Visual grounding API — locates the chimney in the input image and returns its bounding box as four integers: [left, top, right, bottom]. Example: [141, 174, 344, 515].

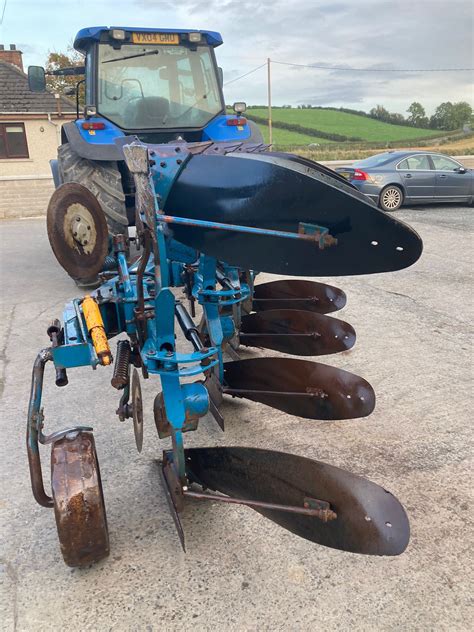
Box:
[0, 44, 24, 72]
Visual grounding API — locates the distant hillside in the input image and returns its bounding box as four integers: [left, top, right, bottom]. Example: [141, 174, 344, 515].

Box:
[246, 107, 442, 144]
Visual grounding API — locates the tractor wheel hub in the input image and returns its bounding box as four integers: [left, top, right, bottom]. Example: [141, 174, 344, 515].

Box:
[64, 203, 97, 255]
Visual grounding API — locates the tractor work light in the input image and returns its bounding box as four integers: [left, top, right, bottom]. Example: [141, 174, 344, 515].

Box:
[233, 102, 247, 114]
[189, 32, 202, 42]
[110, 29, 126, 40]
[84, 106, 97, 118]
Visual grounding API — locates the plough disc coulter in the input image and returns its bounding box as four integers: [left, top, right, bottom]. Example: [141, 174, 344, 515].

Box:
[223, 357, 375, 420]
[184, 447, 410, 556]
[27, 140, 422, 567]
[252, 279, 347, 314]
[240, 309, 356, 356]
[163, 152, 422, 276]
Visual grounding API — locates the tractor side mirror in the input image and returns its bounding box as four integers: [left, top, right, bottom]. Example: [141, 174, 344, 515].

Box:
[28, 66, 46, 92]
[218, 67, 223, 89]
[233, 102, 247, 115]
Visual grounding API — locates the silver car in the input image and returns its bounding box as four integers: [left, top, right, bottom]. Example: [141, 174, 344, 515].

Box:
[335, 151, 473, 211]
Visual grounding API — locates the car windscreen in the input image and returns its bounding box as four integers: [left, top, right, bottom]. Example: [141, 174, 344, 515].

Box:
[97, 43, 223, 130]
[355, 154, 397, 168]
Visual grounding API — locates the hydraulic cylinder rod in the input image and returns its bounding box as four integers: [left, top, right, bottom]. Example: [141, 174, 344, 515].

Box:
[175, 302, 203, 351]
[82, 295, 112, 366]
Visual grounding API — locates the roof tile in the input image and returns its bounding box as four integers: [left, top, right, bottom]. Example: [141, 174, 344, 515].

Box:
[0, 60, 76, 114]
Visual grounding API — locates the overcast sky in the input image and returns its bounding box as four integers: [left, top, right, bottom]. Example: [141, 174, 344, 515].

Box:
[1, 0, 472, 114]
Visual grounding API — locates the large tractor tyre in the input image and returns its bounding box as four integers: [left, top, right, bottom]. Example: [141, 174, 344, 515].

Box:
[58, 143, 128, 236]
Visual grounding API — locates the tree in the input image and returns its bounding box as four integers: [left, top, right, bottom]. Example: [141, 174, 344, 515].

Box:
[390, 113, 406, 125]
[430, 102, 455, 129]
[45, 45, 85, 105]
[406, 102, 428, 128]
[369, 105, 390, 122]
[452, 102, 473, 128]
[430, 101, 473, 130]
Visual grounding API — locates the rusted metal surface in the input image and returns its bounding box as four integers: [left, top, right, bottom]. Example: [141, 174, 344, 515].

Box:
[111, 340, 131, 389]
[185, 447, 410, 556]
[131, 369, 144, 452]
[223, 357, 375, 420]
[252, 280, 347, 314]
[183, 490, 337, 521]
[47, 320, 68, 387]
[46, 183, 108, 282]
[153, 391, 200, 438]
[240, 309, 356, 356]
[51, 431, 109, 567]
[122, 142, 156, 236]
[26, 348, 54, 508]
[159, 456, 186, 551]
[135, 230, 152, 342]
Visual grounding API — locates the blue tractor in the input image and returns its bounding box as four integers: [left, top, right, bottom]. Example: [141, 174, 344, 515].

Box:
[29, 26, 263, 284]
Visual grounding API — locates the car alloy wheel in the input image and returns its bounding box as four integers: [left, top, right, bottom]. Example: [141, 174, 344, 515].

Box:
[380, 186, 403, 212]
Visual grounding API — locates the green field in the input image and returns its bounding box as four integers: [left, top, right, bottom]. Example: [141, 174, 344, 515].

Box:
[257, 125, 334, 145]
[248, 108, 442, 142]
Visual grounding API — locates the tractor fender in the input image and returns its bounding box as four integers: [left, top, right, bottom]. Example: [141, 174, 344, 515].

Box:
[61, 122, 123, 162]
[247, 120, 264, 144]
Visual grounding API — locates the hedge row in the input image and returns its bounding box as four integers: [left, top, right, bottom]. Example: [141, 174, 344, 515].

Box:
[245, 113, 363, 142]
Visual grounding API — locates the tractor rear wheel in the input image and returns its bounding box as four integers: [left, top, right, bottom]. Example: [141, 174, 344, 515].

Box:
[58, 143, 128, 235]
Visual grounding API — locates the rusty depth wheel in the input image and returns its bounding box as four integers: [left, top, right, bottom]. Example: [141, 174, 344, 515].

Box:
[51, 431, 110, 567]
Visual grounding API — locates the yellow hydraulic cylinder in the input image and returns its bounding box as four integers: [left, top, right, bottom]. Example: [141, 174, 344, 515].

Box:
[82, 295, 113, 366]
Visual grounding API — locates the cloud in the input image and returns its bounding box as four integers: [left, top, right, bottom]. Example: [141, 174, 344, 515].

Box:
[139, 0, 473, 112]
[3, 0, 472, 113]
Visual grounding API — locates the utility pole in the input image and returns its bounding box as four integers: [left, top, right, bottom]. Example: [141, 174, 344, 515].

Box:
[267, 57, 272, 145]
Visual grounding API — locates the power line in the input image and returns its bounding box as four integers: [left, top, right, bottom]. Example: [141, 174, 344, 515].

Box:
[223, 63, 266, 86]
[0, 0, 8, 26]
[272, 60, 474, 72]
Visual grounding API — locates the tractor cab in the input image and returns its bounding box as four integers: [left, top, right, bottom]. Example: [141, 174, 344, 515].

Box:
[27, 27, 264, 287]
[28, 26, 257, 144]
[78, 27, 226, 142]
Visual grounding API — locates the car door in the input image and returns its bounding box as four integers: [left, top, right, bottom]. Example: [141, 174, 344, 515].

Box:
[396, 155, 435, 201]
[430, 154, 472, 201]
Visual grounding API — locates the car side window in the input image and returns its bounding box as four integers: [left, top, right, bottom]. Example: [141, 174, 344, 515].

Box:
[431, 155, 460, 171]
[398, 155, 430, 170]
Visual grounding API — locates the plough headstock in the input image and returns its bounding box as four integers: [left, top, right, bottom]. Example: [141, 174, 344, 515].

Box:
[28, 139, 422, 566]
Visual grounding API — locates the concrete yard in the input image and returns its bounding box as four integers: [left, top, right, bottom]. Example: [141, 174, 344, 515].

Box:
[0, 207, 472, 631]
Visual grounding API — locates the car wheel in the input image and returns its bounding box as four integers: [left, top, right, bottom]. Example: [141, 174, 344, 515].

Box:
[379, 185, 403, 212]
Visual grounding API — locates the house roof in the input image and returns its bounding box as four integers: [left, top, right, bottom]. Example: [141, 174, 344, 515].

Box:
[0, 60, 76, 114]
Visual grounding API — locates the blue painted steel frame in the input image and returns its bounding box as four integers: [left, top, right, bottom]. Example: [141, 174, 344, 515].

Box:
[30, 138, 266, 494]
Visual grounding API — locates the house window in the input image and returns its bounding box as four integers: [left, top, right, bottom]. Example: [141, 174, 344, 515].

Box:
[0, 123, 29, 158]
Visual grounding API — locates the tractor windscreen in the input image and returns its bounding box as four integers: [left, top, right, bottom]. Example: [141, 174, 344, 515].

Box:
[97, 43, 223, 130]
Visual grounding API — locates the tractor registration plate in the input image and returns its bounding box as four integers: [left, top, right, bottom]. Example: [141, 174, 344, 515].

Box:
[132, 32, 179, 45]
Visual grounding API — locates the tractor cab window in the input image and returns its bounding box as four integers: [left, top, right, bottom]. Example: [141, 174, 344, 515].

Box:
[97, 43, 223, 130]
